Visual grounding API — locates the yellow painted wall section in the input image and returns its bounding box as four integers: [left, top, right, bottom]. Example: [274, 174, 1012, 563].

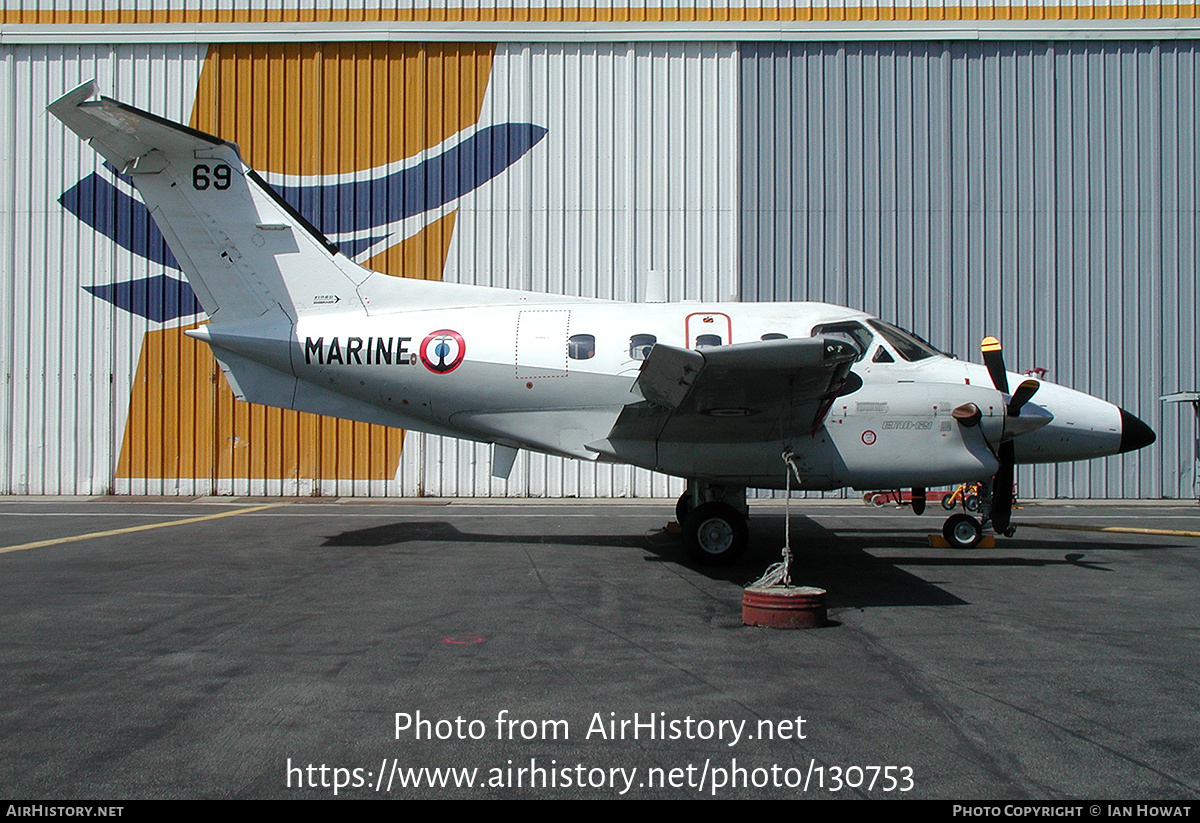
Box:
[115, 42, 493, 488]
[117, 325, 218, 482]
[191, 43, 496, 176]
[2, 5, 1197, 23]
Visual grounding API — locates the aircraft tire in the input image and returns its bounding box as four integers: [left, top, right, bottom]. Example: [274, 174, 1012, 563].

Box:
[943, 514, 983, 549]
[675, 492, 693, 525]
[682, 502, 748, 565]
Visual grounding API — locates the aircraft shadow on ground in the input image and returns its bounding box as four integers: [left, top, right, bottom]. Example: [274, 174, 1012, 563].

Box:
[314, 516, 1029, 609]
[709, 515, 970, 609]
[740, 515, 1182, 608]
[321, 521, 648, 550]
[320, 514, 1162, 610]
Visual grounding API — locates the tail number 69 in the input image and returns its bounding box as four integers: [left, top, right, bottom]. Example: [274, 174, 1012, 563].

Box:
[192, 163, 232, 190]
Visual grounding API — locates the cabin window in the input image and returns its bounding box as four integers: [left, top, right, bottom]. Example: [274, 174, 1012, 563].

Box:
[694, 334, 723, 348]
[761, 333, 788, 341]
[629, 334, 657, 360]
[568, 333, 596, 360]
[873, 346, 895, 363]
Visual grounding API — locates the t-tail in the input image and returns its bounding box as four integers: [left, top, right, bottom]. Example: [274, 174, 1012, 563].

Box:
[49, 82, 533, 319]
[48, 80, 381, 327]
[48, 81, 559, 418]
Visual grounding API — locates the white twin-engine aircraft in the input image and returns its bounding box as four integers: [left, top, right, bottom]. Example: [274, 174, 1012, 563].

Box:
[50, 82, 1155, 563]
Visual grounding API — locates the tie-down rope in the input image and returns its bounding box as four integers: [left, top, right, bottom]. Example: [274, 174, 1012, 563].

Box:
[747, 450, 803, 589]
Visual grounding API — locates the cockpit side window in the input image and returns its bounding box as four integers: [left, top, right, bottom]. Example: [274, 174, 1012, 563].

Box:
[810, 321, 872, 362]
[867, 319, 943, 362]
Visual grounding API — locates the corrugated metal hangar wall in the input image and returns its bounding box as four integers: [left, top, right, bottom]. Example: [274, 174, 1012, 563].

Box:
[0, 4, 1196, 499]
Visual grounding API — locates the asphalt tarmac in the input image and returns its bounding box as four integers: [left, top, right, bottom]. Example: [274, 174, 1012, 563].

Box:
[1, 497, 1197, 800]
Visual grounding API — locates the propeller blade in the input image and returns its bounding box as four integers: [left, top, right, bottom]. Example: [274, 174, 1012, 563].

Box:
[981, 336, 1009, 394]
[980, 338, 1027, 535]
[992, 441, 1015, 534]
[1007, 379, 1040, 417]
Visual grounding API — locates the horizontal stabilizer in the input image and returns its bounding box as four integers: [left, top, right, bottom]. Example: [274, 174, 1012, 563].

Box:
[48, 81, 366, 325]
[48, 81, 226, 172]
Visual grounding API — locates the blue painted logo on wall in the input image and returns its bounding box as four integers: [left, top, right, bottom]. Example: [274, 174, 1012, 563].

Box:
[60, 122, 549, 322]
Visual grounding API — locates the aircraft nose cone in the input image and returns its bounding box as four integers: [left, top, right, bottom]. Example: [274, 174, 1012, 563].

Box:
[1118, 408, 1156, 453]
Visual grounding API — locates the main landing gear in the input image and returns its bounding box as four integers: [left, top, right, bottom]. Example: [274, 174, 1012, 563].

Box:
[676, 482, 749, 565]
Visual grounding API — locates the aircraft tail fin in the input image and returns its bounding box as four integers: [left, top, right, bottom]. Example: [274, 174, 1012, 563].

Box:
[48, 81, 367, 325]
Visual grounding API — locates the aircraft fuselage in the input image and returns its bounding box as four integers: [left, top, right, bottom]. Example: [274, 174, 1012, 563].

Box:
[210, 298, 1129, 491]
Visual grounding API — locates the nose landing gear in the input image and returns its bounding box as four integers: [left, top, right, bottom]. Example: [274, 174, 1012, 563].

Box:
[939, 479, 1014, 548]
[942, 513, 983, 548]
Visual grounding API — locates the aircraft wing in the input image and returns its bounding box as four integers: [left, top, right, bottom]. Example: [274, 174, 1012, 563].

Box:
[600, 335, 861, 453]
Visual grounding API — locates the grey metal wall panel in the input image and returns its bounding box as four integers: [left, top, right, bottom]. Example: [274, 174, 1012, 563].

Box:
[741, 41, 1198, 499]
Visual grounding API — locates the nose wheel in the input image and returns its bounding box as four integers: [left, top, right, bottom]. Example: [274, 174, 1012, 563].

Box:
[942, 513, 983, 549]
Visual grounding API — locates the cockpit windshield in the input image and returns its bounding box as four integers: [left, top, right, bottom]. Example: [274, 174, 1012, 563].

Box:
[867, 319, 945, 362]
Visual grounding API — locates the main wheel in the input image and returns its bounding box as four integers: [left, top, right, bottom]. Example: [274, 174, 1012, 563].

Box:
[675, 491, 693, 524]
[682, 502, 748, 565]
[942, 514, 983, 549]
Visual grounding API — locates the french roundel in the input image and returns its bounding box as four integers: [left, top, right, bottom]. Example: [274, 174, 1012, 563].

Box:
[419, 329, 466, 374]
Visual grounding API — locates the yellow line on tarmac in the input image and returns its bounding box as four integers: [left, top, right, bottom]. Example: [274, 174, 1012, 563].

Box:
[0, 504, 284, 555]
[1028, 523, 1200, 539]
